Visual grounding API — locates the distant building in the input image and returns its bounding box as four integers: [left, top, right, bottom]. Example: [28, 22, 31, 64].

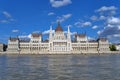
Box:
[0, 43, 4, 52]
[7, 22, 110, 54]
[115, 44, 120, 51]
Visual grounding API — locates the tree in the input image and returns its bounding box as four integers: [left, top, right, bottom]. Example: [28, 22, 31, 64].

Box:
[3, 44, 7, 51]
[109, 45, 117, 51]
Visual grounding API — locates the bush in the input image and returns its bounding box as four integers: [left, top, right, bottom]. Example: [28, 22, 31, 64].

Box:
[109, 45, 117, 51]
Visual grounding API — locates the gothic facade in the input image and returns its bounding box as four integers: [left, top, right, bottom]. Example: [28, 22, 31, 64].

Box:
[7, 23, 110, 54]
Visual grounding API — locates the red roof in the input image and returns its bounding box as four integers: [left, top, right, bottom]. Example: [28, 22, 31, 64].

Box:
[75, 34, 86, 38]
[9, 37, 19, 41]
[99, 38, 107, 42]
[32, 33, 41, 37]
[55, 22, 63, 32]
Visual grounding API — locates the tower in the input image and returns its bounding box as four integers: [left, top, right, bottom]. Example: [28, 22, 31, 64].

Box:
[49, 25, 53, 51]
[49, 25, 53, 42]
[67, 25, 72, 51]
[67, 25, 71, 41]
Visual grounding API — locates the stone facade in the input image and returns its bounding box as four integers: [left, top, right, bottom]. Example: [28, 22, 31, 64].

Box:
[7, 23, 110, 54]
[0, 43, 3, 52]
[115, 44, 120, 51]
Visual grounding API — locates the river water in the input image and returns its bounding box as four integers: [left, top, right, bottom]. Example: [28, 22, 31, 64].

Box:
[0, 54, 120, 80]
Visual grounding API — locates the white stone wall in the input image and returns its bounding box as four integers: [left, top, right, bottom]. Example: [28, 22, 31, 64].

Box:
[0, 44, 3, 52]
[7, 27, 110, 54]
[7, 40, 19, 52]
[98, 39, 110, 52]
[116, 45, 120, 51]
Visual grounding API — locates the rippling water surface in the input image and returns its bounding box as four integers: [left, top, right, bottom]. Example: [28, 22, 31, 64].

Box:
[0, 54, 120, 80]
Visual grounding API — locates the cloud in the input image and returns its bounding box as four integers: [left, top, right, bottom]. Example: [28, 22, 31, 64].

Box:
[98, 27, 120, 43]
[12, 30, 19, 33]
[0, 11, 15, 23]
[97, 30, 102, 35]
[32, 31, 41, 33]
[107, 17, 120, 25]
[89, 6, 120, 43]
[57, 13, 72, 22]
[98, 16, 120, 43]
[65, 24, 72, 28]
[19, 34, 31, 38]
[99, 15, 106, 20]
[0, 20, 9, 23]
[82, 22, 92, 27]
[70, 32, 77, 36]
[64, 31, 77, 36]
[2, 11, 12, 18]
[92, 25, 98, 29]
[90, 6, 117, 22]
[88, 36, 95, 40]
[96, 6, 117, 17]
[50, 0, 72, 8]
[96, 6, 117, 12]
[90, 16, 98, 21]
[75, 21, 92, 27]
[74, 21, 81, 27]
[42, 30, 55, 35]
[48, 12, 55, 16]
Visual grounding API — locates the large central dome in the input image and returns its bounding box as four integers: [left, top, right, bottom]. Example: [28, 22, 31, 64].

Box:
[55, 22, 63, 32]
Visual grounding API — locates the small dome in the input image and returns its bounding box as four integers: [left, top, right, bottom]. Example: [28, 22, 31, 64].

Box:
[32, 33, 41, 37]
[55, 22, 63, 32]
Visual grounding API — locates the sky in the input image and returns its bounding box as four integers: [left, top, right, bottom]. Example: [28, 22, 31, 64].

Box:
[0, 0, 120, 44]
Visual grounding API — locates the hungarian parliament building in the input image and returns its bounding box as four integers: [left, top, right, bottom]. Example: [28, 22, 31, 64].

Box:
[7, 22, 110, 54]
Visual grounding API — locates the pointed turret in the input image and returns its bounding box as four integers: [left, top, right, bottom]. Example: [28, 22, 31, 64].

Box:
[67, 25, 71, 41]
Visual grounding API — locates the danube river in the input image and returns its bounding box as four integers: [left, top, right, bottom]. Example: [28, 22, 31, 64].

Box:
[0, 54, 120, 80]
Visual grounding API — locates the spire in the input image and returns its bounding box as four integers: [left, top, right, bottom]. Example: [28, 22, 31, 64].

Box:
[68, 25, 70, 33]
[50, 25, 52, 31]
[58, 21, 61, 26]
[55, 21, 63, 32]
[49, 25, 53, 42]
[67, 25, 71, 41]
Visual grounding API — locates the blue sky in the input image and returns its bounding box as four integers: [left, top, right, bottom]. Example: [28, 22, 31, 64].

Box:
[0, 0, 120, 44]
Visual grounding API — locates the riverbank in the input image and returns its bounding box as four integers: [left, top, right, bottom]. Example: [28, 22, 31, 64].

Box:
[0, 51, 120, 55]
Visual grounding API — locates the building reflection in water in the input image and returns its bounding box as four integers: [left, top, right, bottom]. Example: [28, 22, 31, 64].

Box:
[0, 54, 120, 80]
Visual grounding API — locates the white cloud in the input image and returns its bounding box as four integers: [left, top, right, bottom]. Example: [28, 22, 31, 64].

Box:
[48, 12, 55, 16]
[0, 20, 9, 23]
[97, 30, 103, 35]
[90, 15, 106, 21]
[99, 15, 106, 20]
[50, 0, 72, 8]
[91, 6, 120, 43]
[64, 31, 77, 36]
[96, 6, 117, 12]
[12, 30, 19, 33]
[57, 14, 72, 22]
[107, 17, 120, 25]
[32, 31, 41, 33]
[88, 36, 95, 40]
[2, 11, 12, 18]
[82, 22, 92, 27]
[74, 21, 81, 27]
[97, 16, 120, 43]
[19, 34, 31, 38]
[113, 34, 120, 37]
[42, 30, 55, 35]
[0, 11, 15, 23]
[92, 25, 98, 29]
[70, 32, 77, 36]
[64, 24, 72, 28]
[63, 14, 71, 19]
[90, 16, 98, 21]
[74, 21, 92, 27]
